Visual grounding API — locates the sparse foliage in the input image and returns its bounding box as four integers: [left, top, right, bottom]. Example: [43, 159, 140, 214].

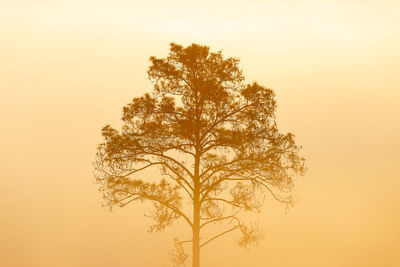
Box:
[94, 43, 305, 267]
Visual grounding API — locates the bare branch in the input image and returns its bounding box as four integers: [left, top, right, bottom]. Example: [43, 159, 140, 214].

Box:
[147, 152, 194, 180]
[200, 210, 240, 229]
[200, 226, 240, 248]
[254, 180, 293, 205]
[143, 193, 193, 227]
[203, 198, 241, 208]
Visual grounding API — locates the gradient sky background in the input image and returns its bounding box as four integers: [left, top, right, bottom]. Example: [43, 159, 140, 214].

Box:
[1, 0, 400, 266]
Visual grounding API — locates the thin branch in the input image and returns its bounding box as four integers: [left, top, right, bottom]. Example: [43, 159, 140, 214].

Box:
[200, 170, 239, 204]
[143, 193, 193, 227]
[200, 210, 240, 229]
[199, 102, 251, 145]
[255, 180, 292, 204]
[178, 239, 193, 244]
[199, 157, 246, 181]
[200, 226, 240, 248]
[147, 152, 194, 180]
[156, 142, 196, 157]
[160, 162, 194, 192]
[112, 189, 193, 227]
[120, 196, 141, 207]
[126, 162, 164, 175]
[203, 198, 241, 208]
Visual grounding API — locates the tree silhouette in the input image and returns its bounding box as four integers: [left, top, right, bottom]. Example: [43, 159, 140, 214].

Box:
[94, 43, 305, 267]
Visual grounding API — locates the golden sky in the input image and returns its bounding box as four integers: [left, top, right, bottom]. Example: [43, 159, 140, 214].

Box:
[1, 0, 400, 266]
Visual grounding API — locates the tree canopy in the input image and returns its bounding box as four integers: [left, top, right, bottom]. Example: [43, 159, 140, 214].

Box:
[94, 43, 305, 267]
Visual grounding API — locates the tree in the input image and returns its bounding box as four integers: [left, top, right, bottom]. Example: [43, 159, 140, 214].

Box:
[94, 43, 305, 267]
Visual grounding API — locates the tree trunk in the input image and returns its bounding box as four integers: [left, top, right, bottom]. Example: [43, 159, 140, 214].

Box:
[193, 96, 201, 267]
[193, 149, 201, 267]
[192, 196, 200, 267]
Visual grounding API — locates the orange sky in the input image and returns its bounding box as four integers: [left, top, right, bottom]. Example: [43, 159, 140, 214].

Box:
[1, 1, 400, 266]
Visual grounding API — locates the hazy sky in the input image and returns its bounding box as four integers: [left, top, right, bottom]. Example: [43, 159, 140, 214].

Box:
[1, 0, 400, 266]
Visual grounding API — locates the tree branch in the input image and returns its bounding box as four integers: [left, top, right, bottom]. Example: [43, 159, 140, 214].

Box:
[200, 210, 240, 229]
[147, 152, 194, 180]
[143, 193, 193, 227]
[200, 226, 240, 248]
[203, 198, 241, 208]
